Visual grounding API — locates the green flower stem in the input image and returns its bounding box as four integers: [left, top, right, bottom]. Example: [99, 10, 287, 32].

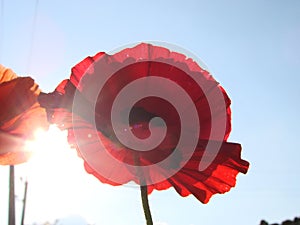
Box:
[140, 185, 153, 225]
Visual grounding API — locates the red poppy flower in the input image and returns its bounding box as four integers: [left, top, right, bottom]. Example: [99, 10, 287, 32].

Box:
[39, 43, 249, 204]
[0, 65, 48, 165]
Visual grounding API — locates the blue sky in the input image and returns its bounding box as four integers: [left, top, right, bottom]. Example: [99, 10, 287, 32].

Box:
[1, 0, 300, 225]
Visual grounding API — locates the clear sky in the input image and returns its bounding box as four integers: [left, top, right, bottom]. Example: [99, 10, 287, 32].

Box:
[1, 0, 300, 225]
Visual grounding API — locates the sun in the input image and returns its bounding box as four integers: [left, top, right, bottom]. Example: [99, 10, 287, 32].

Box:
[24, 125, 72, 166]
[16, 125, 90, 223]
[20, 125, 84, 183]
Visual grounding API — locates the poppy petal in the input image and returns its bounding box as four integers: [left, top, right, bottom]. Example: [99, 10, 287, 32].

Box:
[0, 65, 48, 165]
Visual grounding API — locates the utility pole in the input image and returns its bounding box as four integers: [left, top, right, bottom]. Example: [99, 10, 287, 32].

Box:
[8, 165, 16, 225]
[21, 179, 28, 225]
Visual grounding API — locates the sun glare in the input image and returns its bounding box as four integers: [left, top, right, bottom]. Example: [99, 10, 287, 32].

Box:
[20, 125, 84, 182]
[25, 125, 71, 165]
[16, 125, 90, 223]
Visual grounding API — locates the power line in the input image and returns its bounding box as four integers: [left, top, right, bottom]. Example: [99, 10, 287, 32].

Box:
[26, 0, 39, 73]
[0, 0, 4, 62]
